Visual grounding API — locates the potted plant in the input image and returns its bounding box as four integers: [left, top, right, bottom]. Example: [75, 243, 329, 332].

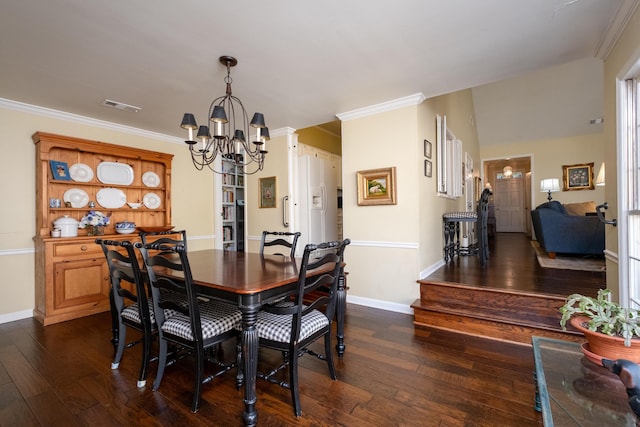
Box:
[560, 289, 640, 363]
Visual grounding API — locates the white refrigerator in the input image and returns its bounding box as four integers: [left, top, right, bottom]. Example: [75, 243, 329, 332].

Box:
[297, 155, 338, 255]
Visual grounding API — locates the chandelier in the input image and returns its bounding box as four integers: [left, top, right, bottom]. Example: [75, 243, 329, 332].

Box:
[180, 56, 269, 174]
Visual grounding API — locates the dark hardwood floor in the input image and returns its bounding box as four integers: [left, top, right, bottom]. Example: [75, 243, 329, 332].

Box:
[1, 233, 603, 426]
[429, 232, 606, 297]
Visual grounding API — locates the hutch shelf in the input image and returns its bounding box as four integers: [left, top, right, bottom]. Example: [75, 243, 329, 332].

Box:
[33, 132, 173, 325]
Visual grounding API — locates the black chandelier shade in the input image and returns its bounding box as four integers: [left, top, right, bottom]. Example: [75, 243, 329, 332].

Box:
[180, 56, 269, 173]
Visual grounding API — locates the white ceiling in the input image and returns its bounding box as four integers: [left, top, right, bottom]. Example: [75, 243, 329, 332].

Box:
[0, 1, 637, 143]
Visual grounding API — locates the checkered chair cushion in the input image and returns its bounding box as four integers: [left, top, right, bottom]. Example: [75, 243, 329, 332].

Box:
[443, 211, 477, 220]
[255, 309, 329, 343]
[161, 300, 242, 341]
[120, 290, 188, 325]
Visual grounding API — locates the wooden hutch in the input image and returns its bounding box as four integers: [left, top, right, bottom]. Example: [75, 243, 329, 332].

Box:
[33, 132, 173, 325]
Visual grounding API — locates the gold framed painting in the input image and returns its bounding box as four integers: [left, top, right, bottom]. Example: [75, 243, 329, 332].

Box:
[357, 167, 397, 206]
[259, 176, 276, 208]
[562, 162, 594, 191]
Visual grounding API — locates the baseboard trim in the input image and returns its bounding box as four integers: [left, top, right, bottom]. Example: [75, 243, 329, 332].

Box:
[0, 309, 33, 325]
[346, 295, 414, 315]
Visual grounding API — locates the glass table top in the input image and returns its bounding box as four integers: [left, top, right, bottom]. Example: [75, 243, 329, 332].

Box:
[532, 336, 637, 426]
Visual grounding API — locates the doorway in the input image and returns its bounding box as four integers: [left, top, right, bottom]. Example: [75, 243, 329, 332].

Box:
[494, 178, 525, 232]
[483, 156, 532, 233]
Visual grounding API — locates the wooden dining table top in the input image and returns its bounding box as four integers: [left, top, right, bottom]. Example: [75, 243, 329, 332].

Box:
[182, 249, 301, 294]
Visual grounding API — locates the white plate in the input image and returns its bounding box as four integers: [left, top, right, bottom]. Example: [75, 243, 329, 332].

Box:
[69, 163, 94, 182]
[143, 192, 161, 209]
[96, 188, 127, 208]
[97, 162, 134, 185]
[63, 188, 89, 208]
[142, 171, 160, 187]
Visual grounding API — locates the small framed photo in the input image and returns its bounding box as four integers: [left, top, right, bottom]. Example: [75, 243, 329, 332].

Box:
[562, 162, 594, 191]
[424, 139, 432, 159]
[424, 160, 432, 178]
[259, 176, 276, 208]
[357, 167, 397, 206]
[50, 160, 71, 181]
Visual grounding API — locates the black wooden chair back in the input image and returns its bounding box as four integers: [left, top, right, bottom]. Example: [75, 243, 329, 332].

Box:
[477, 188, 492, 268]
[137, 239, 240, 413]
[259, 230, 301, 258]
[139, 229, 187, 252]
[96, 238, 153, 388]
[255, 238, 350, 416]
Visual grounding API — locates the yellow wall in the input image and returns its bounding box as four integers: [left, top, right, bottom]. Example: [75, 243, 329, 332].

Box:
[602, 6, 640, 301]
[245, 131, 291, 253]
[481, 133, 606, 208]
[296, 126, 341, 155]
[341, 88, 479, 308]
[0, 105, 215, 319]
[342, 105, 420, 306]
[418, 89, 480, 270]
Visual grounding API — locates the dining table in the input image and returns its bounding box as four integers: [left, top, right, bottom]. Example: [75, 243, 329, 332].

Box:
[165, 249, 348, 426]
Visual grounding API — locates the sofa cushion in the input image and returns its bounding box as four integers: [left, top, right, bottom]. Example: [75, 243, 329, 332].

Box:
[536, 200, 566, 213]
[563, 201, 596, 216]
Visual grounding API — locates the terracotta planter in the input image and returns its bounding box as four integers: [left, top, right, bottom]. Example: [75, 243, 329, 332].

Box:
[571, 316, 640, 363]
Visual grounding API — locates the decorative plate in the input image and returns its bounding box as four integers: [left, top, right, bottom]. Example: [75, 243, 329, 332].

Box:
[142, 171, 160, 187]
[97, 162, 134, 185]
[143, 192, 161, 209]
[63, 188, 89, 208]
[96, 188, 127, 208]
[137, 225, 175, 233]
[69, 163, 94, 182]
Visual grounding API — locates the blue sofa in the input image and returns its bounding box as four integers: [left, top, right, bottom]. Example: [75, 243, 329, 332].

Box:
[530, 201, 605, 258]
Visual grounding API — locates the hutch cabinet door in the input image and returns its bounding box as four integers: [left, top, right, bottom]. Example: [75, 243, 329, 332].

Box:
[52, 258, 110, 312]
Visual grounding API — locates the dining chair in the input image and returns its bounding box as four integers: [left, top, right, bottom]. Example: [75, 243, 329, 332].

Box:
[97, 238, 155, 388]
[137, 239, 241, 413]
[139, 229, 187, 251]
[477, 188, 492, 268]
[259, 231, 301, 258]
[253, 238, 350, 417]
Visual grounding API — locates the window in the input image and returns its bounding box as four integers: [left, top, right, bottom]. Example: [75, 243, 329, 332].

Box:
[436, 114, 462, 198]
[621, 75, 640, 309]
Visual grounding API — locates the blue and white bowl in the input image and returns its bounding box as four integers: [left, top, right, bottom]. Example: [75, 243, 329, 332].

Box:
[115, 221, 136, 234]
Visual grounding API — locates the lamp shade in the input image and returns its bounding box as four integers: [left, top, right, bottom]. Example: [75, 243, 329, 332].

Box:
[250, 112, 266, 128]
[595, 162, 605, 186]
[540, 178, 560, 193]
[180, 113, 197, 130]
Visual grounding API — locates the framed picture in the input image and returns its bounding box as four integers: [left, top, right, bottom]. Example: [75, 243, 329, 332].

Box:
[562, 162, 594, 191]
[49, 160, 71, 181]
[357, 167, 397, 206]
[424, 139, 432, 159]
[259, 176, 277, 208]
[424, 160, 432, 178]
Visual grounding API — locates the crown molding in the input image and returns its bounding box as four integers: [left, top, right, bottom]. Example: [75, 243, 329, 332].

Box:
[594, 0, 640, 60]
[0, 97, 182, 144]
[336, 93, 426, 121]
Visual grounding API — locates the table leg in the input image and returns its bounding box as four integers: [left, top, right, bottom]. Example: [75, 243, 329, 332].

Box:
[335, 271, 346, 357]
[240, 302, 259, 427]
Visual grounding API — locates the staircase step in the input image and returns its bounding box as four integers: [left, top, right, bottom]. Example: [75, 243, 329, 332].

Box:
[412, 280, 581, 345]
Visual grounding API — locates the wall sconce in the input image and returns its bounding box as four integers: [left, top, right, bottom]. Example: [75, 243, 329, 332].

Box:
[540, 178, 560, 201]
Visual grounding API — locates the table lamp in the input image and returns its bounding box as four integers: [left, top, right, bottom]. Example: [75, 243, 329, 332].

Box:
[540, 178, 560, 201]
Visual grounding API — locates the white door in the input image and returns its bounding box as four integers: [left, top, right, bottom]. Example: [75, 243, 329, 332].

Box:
[494, 178, 525, 232]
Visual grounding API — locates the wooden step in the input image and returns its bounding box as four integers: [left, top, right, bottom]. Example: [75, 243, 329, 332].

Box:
[412, 280, 582, 345]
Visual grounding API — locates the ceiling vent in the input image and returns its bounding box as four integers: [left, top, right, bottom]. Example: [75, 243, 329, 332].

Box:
[101, 99, 141, 113]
